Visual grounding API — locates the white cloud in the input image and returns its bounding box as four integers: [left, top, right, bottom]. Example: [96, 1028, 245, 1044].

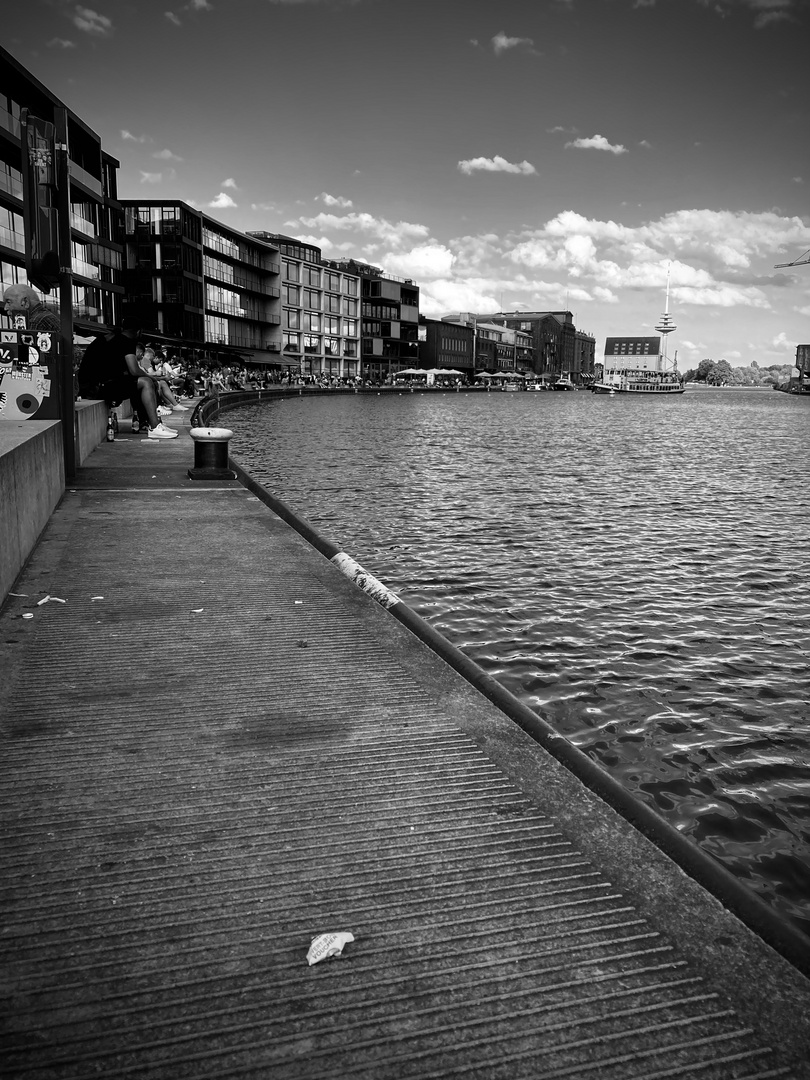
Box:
[457, 156, 537, 176]
[209, 193, 237, 208]
[46, 37, 76, 48]
[382, 244, 456, 281]
[73, 6, 113, 35]
[153, 148, 183, 161]
[771, 331, 795, 350]
[491, 31, 535, 55]
[165, 11, 182, 25]
[139, 171, 162, 184]
[121, 130, 149, 143]
[565, 134, 627, 154]
[222, 178, 238, 189]
[293, 211, 429, 248]
[318, 192, 353, 208]
[188, 0, 213, 9]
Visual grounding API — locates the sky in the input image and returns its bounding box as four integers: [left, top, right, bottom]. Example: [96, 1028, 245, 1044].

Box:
[7, 0, 810, 369]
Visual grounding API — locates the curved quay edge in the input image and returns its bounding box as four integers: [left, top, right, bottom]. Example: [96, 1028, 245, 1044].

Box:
[200, 388, 810, 981]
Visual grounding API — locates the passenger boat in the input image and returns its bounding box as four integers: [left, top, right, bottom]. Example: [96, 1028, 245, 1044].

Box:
[592, 273, 686, 396]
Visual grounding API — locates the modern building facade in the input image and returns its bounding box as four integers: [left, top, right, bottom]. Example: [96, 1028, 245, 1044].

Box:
[0, 45, 125, 336]
[122, 202, 282, 365]
[249, 234, 361, 379]
[322, 258, 420, 381]
[418, 317, 474, 375]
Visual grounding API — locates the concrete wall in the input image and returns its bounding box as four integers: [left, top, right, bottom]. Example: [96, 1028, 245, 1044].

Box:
[0, 421, 64, 604]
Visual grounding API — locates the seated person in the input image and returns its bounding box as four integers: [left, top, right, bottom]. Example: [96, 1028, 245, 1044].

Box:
[76, 318, 178, 440]
[138, 345, 188, 413]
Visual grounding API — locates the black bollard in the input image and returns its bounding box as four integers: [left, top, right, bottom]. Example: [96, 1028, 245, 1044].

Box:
[188, 427, 236, 480]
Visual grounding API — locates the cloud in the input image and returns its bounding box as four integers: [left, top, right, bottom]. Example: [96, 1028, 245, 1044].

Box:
[188, 0, 213, 8]
[318, 192, 353, 208]
[139, 172, 162, 184]
[697, 0, 800, 28]
[292, 211, 430, 248]
[491, 31, 535, 55]
[457, 156, 537, 176]
[165, 11, 182, 25]
[153, 148, 183, 161]
[209, 192, 237, 208]
[46, 37, 76, 48]
[222, 178, 238, 189]
[771, 331, 795, 350]
[121, 130, 149, 142]
[565, 134, 628, 154]
[73, 6, 113, 35]
[381, 244, 456, 281]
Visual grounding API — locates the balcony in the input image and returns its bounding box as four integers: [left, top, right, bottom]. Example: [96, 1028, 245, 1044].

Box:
[0, 225, 24, 253]
[0, 108, 21, 139]
[69, 163, 102, 198]
[71, 213, 96, 238]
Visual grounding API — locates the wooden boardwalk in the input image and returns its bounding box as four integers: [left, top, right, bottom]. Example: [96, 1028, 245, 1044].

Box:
[2, 410, 809, 1079]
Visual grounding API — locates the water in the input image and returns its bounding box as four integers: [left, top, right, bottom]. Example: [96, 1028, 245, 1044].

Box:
[227, 387, 810, 937]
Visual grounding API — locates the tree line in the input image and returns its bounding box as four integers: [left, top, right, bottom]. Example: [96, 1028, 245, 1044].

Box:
[682, 358, 794, 386]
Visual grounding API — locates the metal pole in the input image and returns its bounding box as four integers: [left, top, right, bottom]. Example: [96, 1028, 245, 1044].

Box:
[54, 107, 75, 480]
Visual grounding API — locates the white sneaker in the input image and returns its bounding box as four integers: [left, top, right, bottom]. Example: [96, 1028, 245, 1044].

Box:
[148, 422, 179, 440]
[157, 406, 172, 416]
[172, 404, 189, 411]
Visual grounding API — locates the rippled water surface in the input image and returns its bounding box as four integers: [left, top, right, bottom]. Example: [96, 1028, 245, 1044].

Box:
[227, 388, 810, 936]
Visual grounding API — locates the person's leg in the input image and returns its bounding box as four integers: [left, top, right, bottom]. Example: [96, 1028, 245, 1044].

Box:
[137, 376, 160, 428]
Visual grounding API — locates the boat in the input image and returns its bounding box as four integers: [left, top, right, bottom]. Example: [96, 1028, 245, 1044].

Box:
[592, 270, 686, 396]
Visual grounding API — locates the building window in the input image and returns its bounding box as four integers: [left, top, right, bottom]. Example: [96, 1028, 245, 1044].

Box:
[284, 260, 300, 282]
[344, 277, 358, 296]
[283, 332, 300, 352]
[343, 298, 358, 317]
[325, 315, 340, 334]
[324, 336, 340, 356]
[343, 339, 358, 358]
[324, 271, 340, 291]
[283, 284, 300, 305]
[325, 293, 341, 314]
[303, 334, 320, 354]
[303, 288, 321, 310]
[284, 308, 301, 330]
[342, 318, 357, 336]
[304, 312, 321, 332]
[305, 266, 321, 287]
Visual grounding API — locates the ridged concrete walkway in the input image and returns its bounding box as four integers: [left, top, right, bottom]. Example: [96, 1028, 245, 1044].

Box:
[2, 410, 810, 1080]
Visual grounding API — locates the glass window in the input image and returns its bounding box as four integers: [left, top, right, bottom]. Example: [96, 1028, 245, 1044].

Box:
[283, 332, 300, 352]
[325, 316, 340, 334]
[324, 337, 340, 356]
[343, 318, 357, 336]
[303, 288, 321, 310]
[343, 339, 357, 357]
[325, 293, 341, 314]
[324, 271, 340, 291]
[283, 284, 300, 305]
[284, 308, 301, 329]
[303, 334, 320, 354]
[343, 298, 358, 316]
[284, 260, 300, 282]
[344, 276, 358, 296]
[304, 312, 321, 332]
[305, 266, 321, 287]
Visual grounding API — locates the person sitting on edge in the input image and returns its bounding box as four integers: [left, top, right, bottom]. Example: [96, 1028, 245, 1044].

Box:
[76, 317, 178, 440]
[138, 345, 188, 413]
[2, 283, 62, 333]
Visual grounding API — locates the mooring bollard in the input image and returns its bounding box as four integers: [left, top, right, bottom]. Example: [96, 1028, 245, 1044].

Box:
[188, 427, 236, 480]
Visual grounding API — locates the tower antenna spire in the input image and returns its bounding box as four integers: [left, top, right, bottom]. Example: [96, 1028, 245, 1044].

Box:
[655, 262, 676, 364]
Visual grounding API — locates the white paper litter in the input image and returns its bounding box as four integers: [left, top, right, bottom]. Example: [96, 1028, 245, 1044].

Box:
[22, 613, 34, 620]
[306, 932, 354, 966]
[91, 596, 104, 601]
[191, 608, 204, 613]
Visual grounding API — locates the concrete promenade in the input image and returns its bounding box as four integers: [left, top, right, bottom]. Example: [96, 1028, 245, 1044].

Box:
[2, 405, 810, 1079]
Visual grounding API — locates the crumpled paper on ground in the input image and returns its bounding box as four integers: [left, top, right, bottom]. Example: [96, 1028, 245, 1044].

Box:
[306, 932, 354, 966]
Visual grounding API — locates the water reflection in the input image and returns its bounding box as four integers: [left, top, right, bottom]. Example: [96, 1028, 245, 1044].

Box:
[228, 388, 810, 937]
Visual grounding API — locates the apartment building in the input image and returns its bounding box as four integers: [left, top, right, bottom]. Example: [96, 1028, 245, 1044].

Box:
[0, 45, 125, 335]
[123, 203, 282, 364]
[321, 258, 419, 382]
[249, 233, 361, 380]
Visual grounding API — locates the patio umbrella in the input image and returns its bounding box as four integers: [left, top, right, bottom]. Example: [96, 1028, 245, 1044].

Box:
[475, 372, 495, 378]
[396, 368, 426, 376]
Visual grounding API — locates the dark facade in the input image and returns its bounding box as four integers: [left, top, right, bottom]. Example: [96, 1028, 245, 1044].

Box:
[419, 317, 473, 374]
[122, 202, 282, 364]
[0, 45, 124, 335]
[479, 311, 596, 384]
